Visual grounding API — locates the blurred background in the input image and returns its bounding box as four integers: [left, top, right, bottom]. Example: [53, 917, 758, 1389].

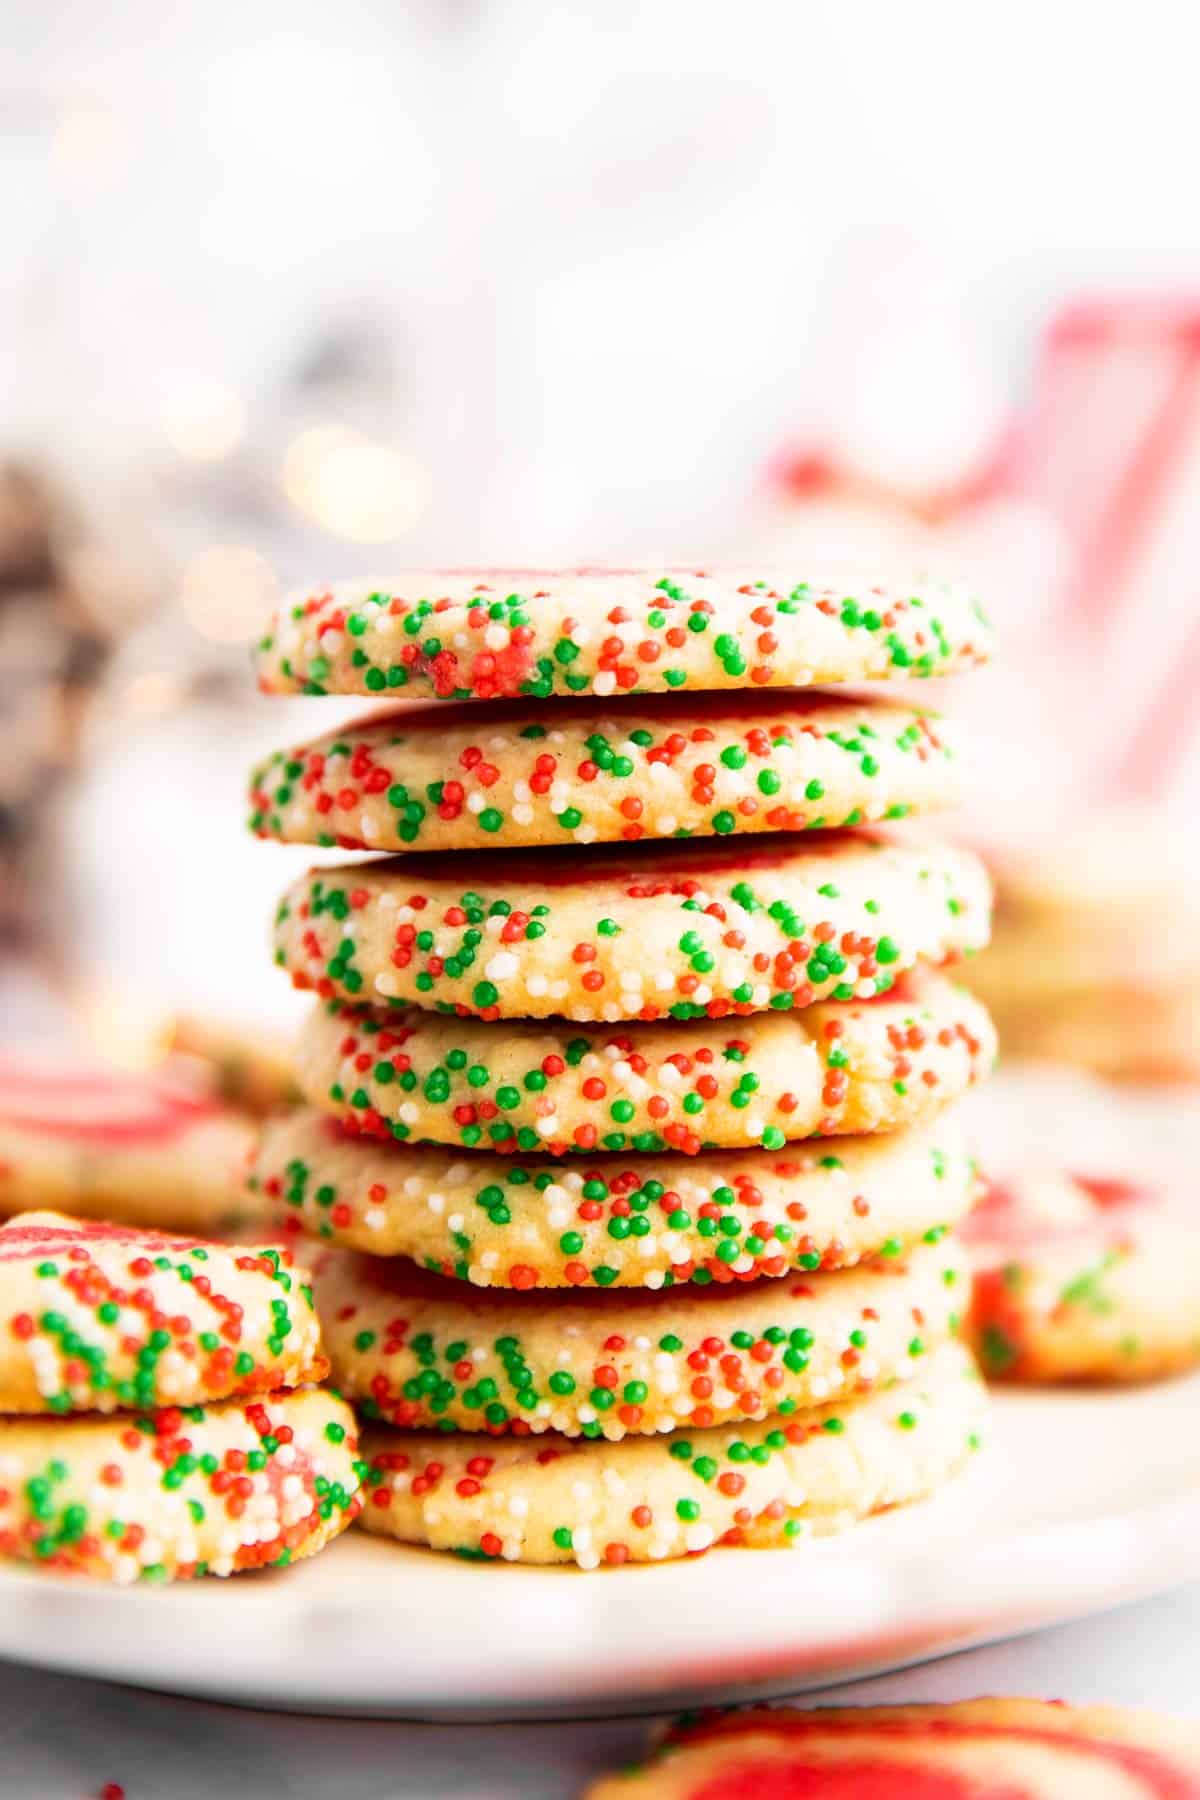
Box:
[3, 0, 1200, 1089]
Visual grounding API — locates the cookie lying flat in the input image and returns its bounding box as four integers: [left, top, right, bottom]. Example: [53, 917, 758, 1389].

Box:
[0, 1057, 255, 1234]
[252, 1106, 975, 1286]
[358, 1340, 982, 1566]
[248, 692, 962, 856]
[295, 973, 995, 1155]
[254, 568, 993, 703]
[0, 1386, 361, 1580]
[965, 1169, 1200, 1384]
[274, 832, 990, 1022]
[586, 1698, 1200, 1798]
[0, 1212, 327, 1414]
[315, 1238, 964, 1438]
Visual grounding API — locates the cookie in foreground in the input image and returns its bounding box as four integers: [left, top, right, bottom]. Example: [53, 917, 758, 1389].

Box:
[0, 1210, 327, 1414]
[585, 1697, 1200, 1796]
[0, 1387, 361, 1580]
[357, 1340, 983, 1566]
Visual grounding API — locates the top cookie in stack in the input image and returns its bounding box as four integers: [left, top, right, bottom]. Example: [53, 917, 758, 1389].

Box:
[253, 569, 990, 704]
[248, 568, 995, 1568]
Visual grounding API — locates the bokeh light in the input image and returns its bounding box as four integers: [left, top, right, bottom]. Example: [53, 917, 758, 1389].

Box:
[179, 545, 279, 644]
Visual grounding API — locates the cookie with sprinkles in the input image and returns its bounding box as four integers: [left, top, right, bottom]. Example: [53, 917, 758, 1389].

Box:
[585, 1698, 1200, 1798]
[0, 1386, 361, 1580]
[253, 568, 993, 702]
[273, 832, 990, 1022]
[0, 1211, 327, 1415]
[252, 1106, 976, 1286]
[965, 1169, 1200, 1385]
[0, 1056, 256, 1234]
[358, 1339, 982, 1565]
[247, 691, 963, 855]
[314, 1237, 965, 1439]
[294, 972, 995, 1156]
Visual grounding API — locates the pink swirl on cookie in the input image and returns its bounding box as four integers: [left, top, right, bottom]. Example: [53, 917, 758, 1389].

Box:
[586, 1699, 1200, 1798]
[0, 1058, 215, 1147]
[963, 1171, 1158, 1255]
[0, 1216, 216, 1262]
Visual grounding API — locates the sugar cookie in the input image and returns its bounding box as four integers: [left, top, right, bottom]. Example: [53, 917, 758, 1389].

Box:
[358, 1340, 983, 1565]
[273, 832, 990, 1021]
[252, 1105, 975, 1287]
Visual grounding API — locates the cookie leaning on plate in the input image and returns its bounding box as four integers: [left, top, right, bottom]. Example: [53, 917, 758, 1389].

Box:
[251, 1106, 975, 1285]
[0, 1387, 361, 1580]
[0, 1057, 255, 1233]
[585, 1698, 1200, 1797]
[313, 1237, 965, 1437]
[965, 1169, 1200, 1384]
[248, 691, 963, 855]
[273, 832, 990, 1021]
[254, 568, 993, 703]
[293, 971, 995, 1155]
[0, 1212, 327, 1414]
[358, 1339, 982, 1565]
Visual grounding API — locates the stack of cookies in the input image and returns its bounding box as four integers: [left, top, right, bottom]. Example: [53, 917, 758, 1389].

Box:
[248, 568, 996, 1567]
[0, 1211, 361, 1579]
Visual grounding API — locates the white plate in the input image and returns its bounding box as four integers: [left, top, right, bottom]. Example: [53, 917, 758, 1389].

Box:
[3, 1376, 1200, 1719]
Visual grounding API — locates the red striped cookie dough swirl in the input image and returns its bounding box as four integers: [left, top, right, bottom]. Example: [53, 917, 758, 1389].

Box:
[0, 1057, 255, 1233]
[272, 833, 991, 1022]
[965, 1170, 1200, 1384]
[314, 1238, 965, 1438]
[254, 569, 993, 702]
[358, 1340, 983, 1566]
[248, 692, 963, 855]
[294, 973, 995, 1156]
[587, 1699, 1200, 1798]
[0, 1387, 362, 1581]
[0, 1212, 327, 1414]
[251, 1107, 976, 1287]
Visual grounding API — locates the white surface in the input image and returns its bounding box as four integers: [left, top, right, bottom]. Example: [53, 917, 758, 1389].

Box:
[4, 1376, 1200, 1721]
[5, 1584, 1200, 1800]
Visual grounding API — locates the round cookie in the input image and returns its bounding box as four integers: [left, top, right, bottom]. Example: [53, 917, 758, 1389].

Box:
[294, 972, 996, 1155]
[252, 1107, 976, 1287]
[965, 813, 1200, 1084]
[0, 1386, 361, 1580]
[586, 1699, 1200, 1798]
[0, 1211, 327, 1415]
[163, 1015, 299, 1118]
[0, 1057, 256, 1234]
[253, 568, 993, 702]
[965, 1169, 1200, 1384]
[247, 692, 963, 856]
[314, 1238, 965, 1438]
[970, 977, 1200, 1085]
[358, 1339, 983, 1566]
[273, 832, 991, 1022]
